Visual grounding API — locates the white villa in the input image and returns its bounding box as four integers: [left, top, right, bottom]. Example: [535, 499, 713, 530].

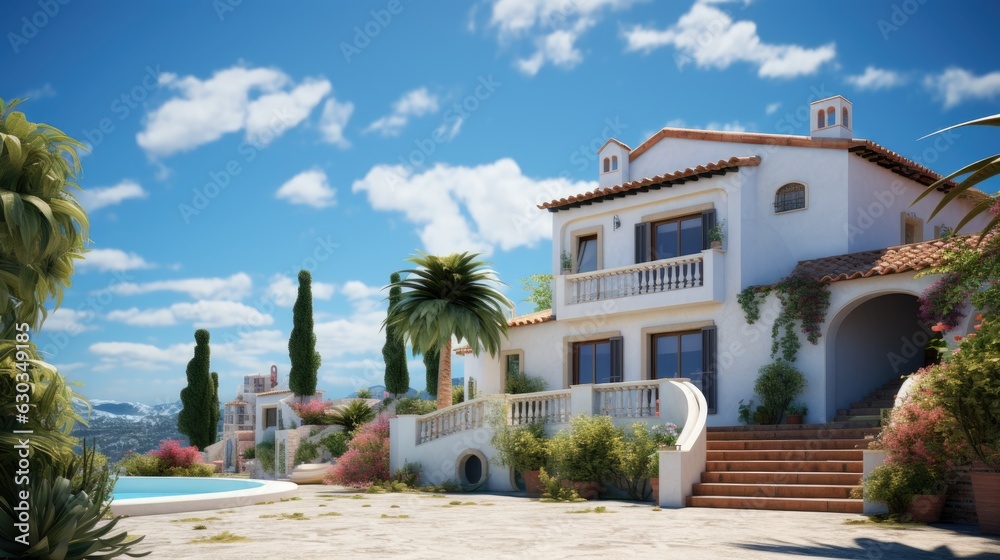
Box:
[389, 96, 990, 510]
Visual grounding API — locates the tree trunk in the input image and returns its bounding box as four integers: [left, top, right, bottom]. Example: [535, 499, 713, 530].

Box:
[437, 338, 452, 409]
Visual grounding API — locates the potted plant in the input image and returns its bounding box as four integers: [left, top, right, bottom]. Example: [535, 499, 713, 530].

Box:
[753, 361, 806, 425]
[709, 220, 725, 248]
[864, 462, 946, 523]
[785, 402, 807, 425]
[925, 316, 1000, 534]
[489, 417, 548, 497]
[560, 250, 573, 275]
[547, 416, 621, 499]
[647, 452, 660, 502]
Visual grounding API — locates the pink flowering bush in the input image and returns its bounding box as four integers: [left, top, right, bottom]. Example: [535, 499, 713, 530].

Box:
[289, 399, 336, 425]
[119, 439, 214, 477]
[877, 374, 962, 477]
[324, 417, 391, 487]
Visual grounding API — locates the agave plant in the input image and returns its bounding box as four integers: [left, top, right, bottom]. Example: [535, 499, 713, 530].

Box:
[0, 443, 148, 559]
[329, 399, 376, 435]
[912, 113, 1000, 237]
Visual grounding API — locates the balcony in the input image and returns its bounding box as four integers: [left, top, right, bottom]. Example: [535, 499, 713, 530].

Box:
[554, 248, 725, 320]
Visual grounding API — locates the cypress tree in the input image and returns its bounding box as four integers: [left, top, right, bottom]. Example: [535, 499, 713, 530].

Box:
[289, 270, 320, 397]
[209, 372, 220, 445]
[383, 272, 410, 396]
[178, 329, 212, 449]
[424, 347, 440, 398]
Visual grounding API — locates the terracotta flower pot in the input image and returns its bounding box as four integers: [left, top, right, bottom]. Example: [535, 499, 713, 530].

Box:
[650, 478, 659, 503]
[523, 470, 544, 498]
[971, 471, 1000, 535]
[570, 481, 600, 500]
[785, 414, 803, 425]
[906, 494, 946, 523]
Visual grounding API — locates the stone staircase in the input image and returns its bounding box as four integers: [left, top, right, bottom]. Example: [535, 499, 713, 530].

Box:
[833, 378, 904, 422]
[688, 422, 880, 513]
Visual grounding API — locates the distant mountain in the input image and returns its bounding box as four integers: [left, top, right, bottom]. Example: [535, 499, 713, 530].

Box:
[351, 385, 429, 399]
[72, 399, 209, 463]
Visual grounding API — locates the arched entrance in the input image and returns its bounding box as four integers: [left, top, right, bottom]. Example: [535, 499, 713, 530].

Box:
[826, 293, 936, 416]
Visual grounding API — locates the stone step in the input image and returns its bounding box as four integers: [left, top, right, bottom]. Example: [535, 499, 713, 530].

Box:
[849, 399, 895, 409]
[707, 438, 871, 451]
[705, 460, 863, 473]
[845, 407, 887, 416]
[701, 471, 862, 486]
[686, 495, 863, 513]
[707, 427, 879, 441]
[692, 483, 857, 499]
[834, 414, 883, 423]
[706, 449, 863, 462]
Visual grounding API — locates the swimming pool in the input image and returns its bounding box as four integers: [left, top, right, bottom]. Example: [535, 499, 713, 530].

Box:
[110, 477, 298, 517]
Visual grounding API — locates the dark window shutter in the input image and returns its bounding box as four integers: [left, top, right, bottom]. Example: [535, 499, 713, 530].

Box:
[610, 336, 623, 384]
[701, 209, 717, 250]
[701, 326, 717, 414]
[634, 222, 649, 263]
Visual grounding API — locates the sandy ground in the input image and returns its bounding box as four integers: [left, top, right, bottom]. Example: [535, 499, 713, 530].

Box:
[116, 485, 1000, 559]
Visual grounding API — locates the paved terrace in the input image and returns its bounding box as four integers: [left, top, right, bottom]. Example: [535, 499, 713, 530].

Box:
[116, 485, 999, 559]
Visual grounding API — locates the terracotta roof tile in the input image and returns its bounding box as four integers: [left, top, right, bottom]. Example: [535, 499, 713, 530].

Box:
[255, 389, 292, 397]
[454, 345, 473, 356]
[793, 235, 985, 283]
[539, 156, 761, 211]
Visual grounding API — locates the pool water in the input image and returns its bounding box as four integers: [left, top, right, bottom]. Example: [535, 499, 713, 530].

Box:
[112, 477, 265, 501]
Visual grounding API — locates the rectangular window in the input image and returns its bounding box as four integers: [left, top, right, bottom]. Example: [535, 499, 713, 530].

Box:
[652, 331, 703, 379]
[653, 216, 703, 260]
[901, 214, 923, 245]
[263, 407, 277, 430]
[506, 353, 521, 376]
[577, 235, 598, 273]
[572, 338, 622, 384]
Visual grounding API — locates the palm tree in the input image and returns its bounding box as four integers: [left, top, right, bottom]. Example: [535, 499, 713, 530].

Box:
[913, 113, 1000, 237]
[386, 252, 513, 409]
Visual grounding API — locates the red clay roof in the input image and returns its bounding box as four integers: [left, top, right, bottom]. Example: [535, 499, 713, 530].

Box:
[255, 389, 292, 397]
[793, 235, 984, 283]
[539, 156, 761, 211]
[454, 345, 473, 356]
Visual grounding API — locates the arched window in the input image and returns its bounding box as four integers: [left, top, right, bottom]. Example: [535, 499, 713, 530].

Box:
[603, 157, 610, 173]
[817, 110, 825, 129]
[611, 155, 618, 171]
[774, 182, 806, 213]
[842, 107, 849, 129]
[826, 107, 836, 126]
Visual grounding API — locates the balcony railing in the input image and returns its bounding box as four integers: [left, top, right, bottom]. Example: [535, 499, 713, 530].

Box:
[594, 381, 660, 418]
[508, 389, 572, 426]
[567, 254, 703, 304]
[417, 399, 487, 445]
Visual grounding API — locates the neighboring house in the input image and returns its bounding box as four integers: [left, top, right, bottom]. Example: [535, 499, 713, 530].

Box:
[462, 95, 989, 427]
[219, 373, 274, 472]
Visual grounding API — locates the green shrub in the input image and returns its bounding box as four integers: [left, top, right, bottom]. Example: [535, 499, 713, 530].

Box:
[538, 468, 584, 502]
[242, 446, 255, 460]
[256, 441, 276, 475]
[294, 440, 320, 466]
[452, 385, 465, 404]
[356, 388, 374, 399]
[320, 431, 349, 459]
[119, 453, 164, 477]
[490, 422, 547, 472]
[548, 415, 622, 482]
[392, 461, 421, 486]
[505, 371, 547, 394]
[330, 400, 376, 435]
[864, 462, 940, 515]
[612, 423, 658, 500]
[396, 397, 437, 416]
[166, 464, 215, 477]
[753, 361, 805, 424]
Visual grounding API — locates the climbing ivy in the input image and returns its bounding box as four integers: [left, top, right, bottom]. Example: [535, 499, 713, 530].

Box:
[738, 274, 831, 362]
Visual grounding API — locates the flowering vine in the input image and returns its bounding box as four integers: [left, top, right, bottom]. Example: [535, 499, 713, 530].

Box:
[738, 273, 831, 362]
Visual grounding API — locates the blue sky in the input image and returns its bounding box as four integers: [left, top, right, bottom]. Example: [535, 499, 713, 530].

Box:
[5, 0, 998, 405]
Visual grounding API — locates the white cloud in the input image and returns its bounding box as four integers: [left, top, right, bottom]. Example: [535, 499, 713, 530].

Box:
[353, 159, 593, 256]
[89, 341, 192, 372]
[847, 66, 908, 91]
[76, 180, 147, 212]
[765, 102, 781, 115]
[78, 249, 155, 272]
[244, 78, 331, 146]
[491, 0, 634, 75]
[924, 67, 1000, 109]
[275, 169, 336, 208]
[136, 65, 334, 157]
[319, 97, 354, 147]
[109, 273, 252, 300]
[266, 274, 336, 307]
[622, 0, 835, 78]
[19, 83, 56, 100]
[365, 88, 440, 136]
[42, 308, 96, 333]
[107, 300, 273, 328]
[434, 116, 464, 142]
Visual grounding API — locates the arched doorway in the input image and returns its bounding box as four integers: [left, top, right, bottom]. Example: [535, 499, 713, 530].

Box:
[826, 293, 936, 416]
